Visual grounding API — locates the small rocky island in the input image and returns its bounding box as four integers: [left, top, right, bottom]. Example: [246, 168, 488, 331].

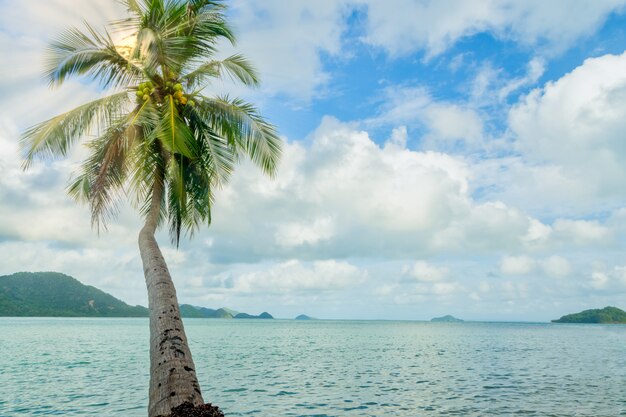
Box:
[295, 314, 316, 320]
[234, 312, 274, 319]
[431, 314, 464, 323]
[551, 306, 626, 323]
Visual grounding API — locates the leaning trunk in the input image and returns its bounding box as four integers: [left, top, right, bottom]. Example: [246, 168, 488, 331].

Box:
[138, 182, 204, 417]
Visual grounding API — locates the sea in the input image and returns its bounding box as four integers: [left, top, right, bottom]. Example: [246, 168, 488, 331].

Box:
[0, 318, 625, 416]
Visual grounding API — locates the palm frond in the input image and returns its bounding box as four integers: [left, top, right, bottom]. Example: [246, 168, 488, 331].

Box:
[46, 22, 143, 88]
[129, 0, 234, 74]
[183, 54, 259, 89]
[117, 0, 144, 16]
[21, 91, 130, 168]
[67, 124, 131, 229]
[156, 95, 197, 158]
[195, 96, 282, 176]
[186, 107, 236, 185]
[67, 100, 157, 229]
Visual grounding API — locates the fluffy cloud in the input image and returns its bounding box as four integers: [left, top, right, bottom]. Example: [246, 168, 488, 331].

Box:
[542, 256, 572, 279]
[275, 217, 336, 248]
[225, 259, 366, 295]
[590, 271, 610, 290]
[500, 255, 572, 278]
[408, 261, 449, 282]
[360, 0, 626, 58]
[367, 86, 484, 149]
[500, 255, 535, 276]
[205, 117, 588, 261]
[224, 0, 350, 101]
[508, 51, 626, 209]
[588, 265, 626, 291]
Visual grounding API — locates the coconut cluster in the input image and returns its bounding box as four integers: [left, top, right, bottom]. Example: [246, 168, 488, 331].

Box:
[165, 81, 195, 107]
[134, 76, 196, 108]
[135, 81, 155, 102]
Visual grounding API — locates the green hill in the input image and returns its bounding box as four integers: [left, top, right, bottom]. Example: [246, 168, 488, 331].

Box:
[552, 306, 626, 323]
[0, 272, 148, 317]
[179, 305, 234, 318]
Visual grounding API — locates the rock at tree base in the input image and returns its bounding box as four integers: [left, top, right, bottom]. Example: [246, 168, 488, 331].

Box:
[158, 402, 224, 417]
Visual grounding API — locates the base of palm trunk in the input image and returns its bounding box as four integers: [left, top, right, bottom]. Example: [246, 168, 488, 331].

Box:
[157, 401, 224, 417]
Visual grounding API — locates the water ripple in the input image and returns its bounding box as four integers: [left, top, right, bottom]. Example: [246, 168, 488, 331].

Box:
[1, 319, 625, 416]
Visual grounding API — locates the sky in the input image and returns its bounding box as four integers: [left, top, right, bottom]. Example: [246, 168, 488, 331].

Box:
[1, 0, 626, 321]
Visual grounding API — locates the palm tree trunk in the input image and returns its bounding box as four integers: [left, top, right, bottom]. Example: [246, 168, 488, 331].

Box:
[138, 180, 204, 417]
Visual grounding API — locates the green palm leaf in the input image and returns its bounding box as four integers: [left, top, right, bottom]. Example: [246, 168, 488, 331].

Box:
[183, 54, 259, 89]
[196, 96, 282, 176]
[21, 91, 130, 167]
[46, 22, 143, 88]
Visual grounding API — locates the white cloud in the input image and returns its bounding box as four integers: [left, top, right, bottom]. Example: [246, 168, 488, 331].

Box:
[0, 1, 124, 37]
[470, 57, 546, 105]
[225, 0, 350, 101]
[590, 271, 609, 289]
[228, 259, 366, 294]
[509, 51, 626, 207]
[206, 117, 581, 260]
[584, 265, 626, 292]
[498, 57, 546, 101]
[409, 261, 449, 282]
[360, 0, 626, 58]
[431, 282, 460, 295]
[541, 256, 571, 279]
[499, 280, 529, 300]
[500, 255, 573, 278]
[275, 217, 336, 248]
[552, 220, 612, 245]
[368, 86, 484, 149]
[500, 255, 536, 276]
[615, 266, 626, 285]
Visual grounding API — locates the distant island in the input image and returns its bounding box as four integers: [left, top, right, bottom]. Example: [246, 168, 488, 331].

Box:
[179, 305, 234, 318]
[233, 312, 274, 319]
[295, 314, 316, 320]
[431, 315, 464, 323]
[0, 272, 273, 319]
[552, 306, 626, 324]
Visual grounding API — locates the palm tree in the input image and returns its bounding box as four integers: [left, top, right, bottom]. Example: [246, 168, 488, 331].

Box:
[21, 1, 281, 416]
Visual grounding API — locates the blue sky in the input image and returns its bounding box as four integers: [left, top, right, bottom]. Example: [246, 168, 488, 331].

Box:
[1, 0, 626, 321]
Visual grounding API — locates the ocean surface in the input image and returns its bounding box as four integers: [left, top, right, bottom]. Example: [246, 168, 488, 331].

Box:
[0, 318, 625, 416]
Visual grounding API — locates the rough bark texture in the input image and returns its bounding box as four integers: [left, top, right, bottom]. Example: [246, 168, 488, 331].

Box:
[139, 182, 204, 417]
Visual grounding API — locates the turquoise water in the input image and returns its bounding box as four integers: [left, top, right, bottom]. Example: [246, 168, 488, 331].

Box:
[1, 318, 625, 416]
